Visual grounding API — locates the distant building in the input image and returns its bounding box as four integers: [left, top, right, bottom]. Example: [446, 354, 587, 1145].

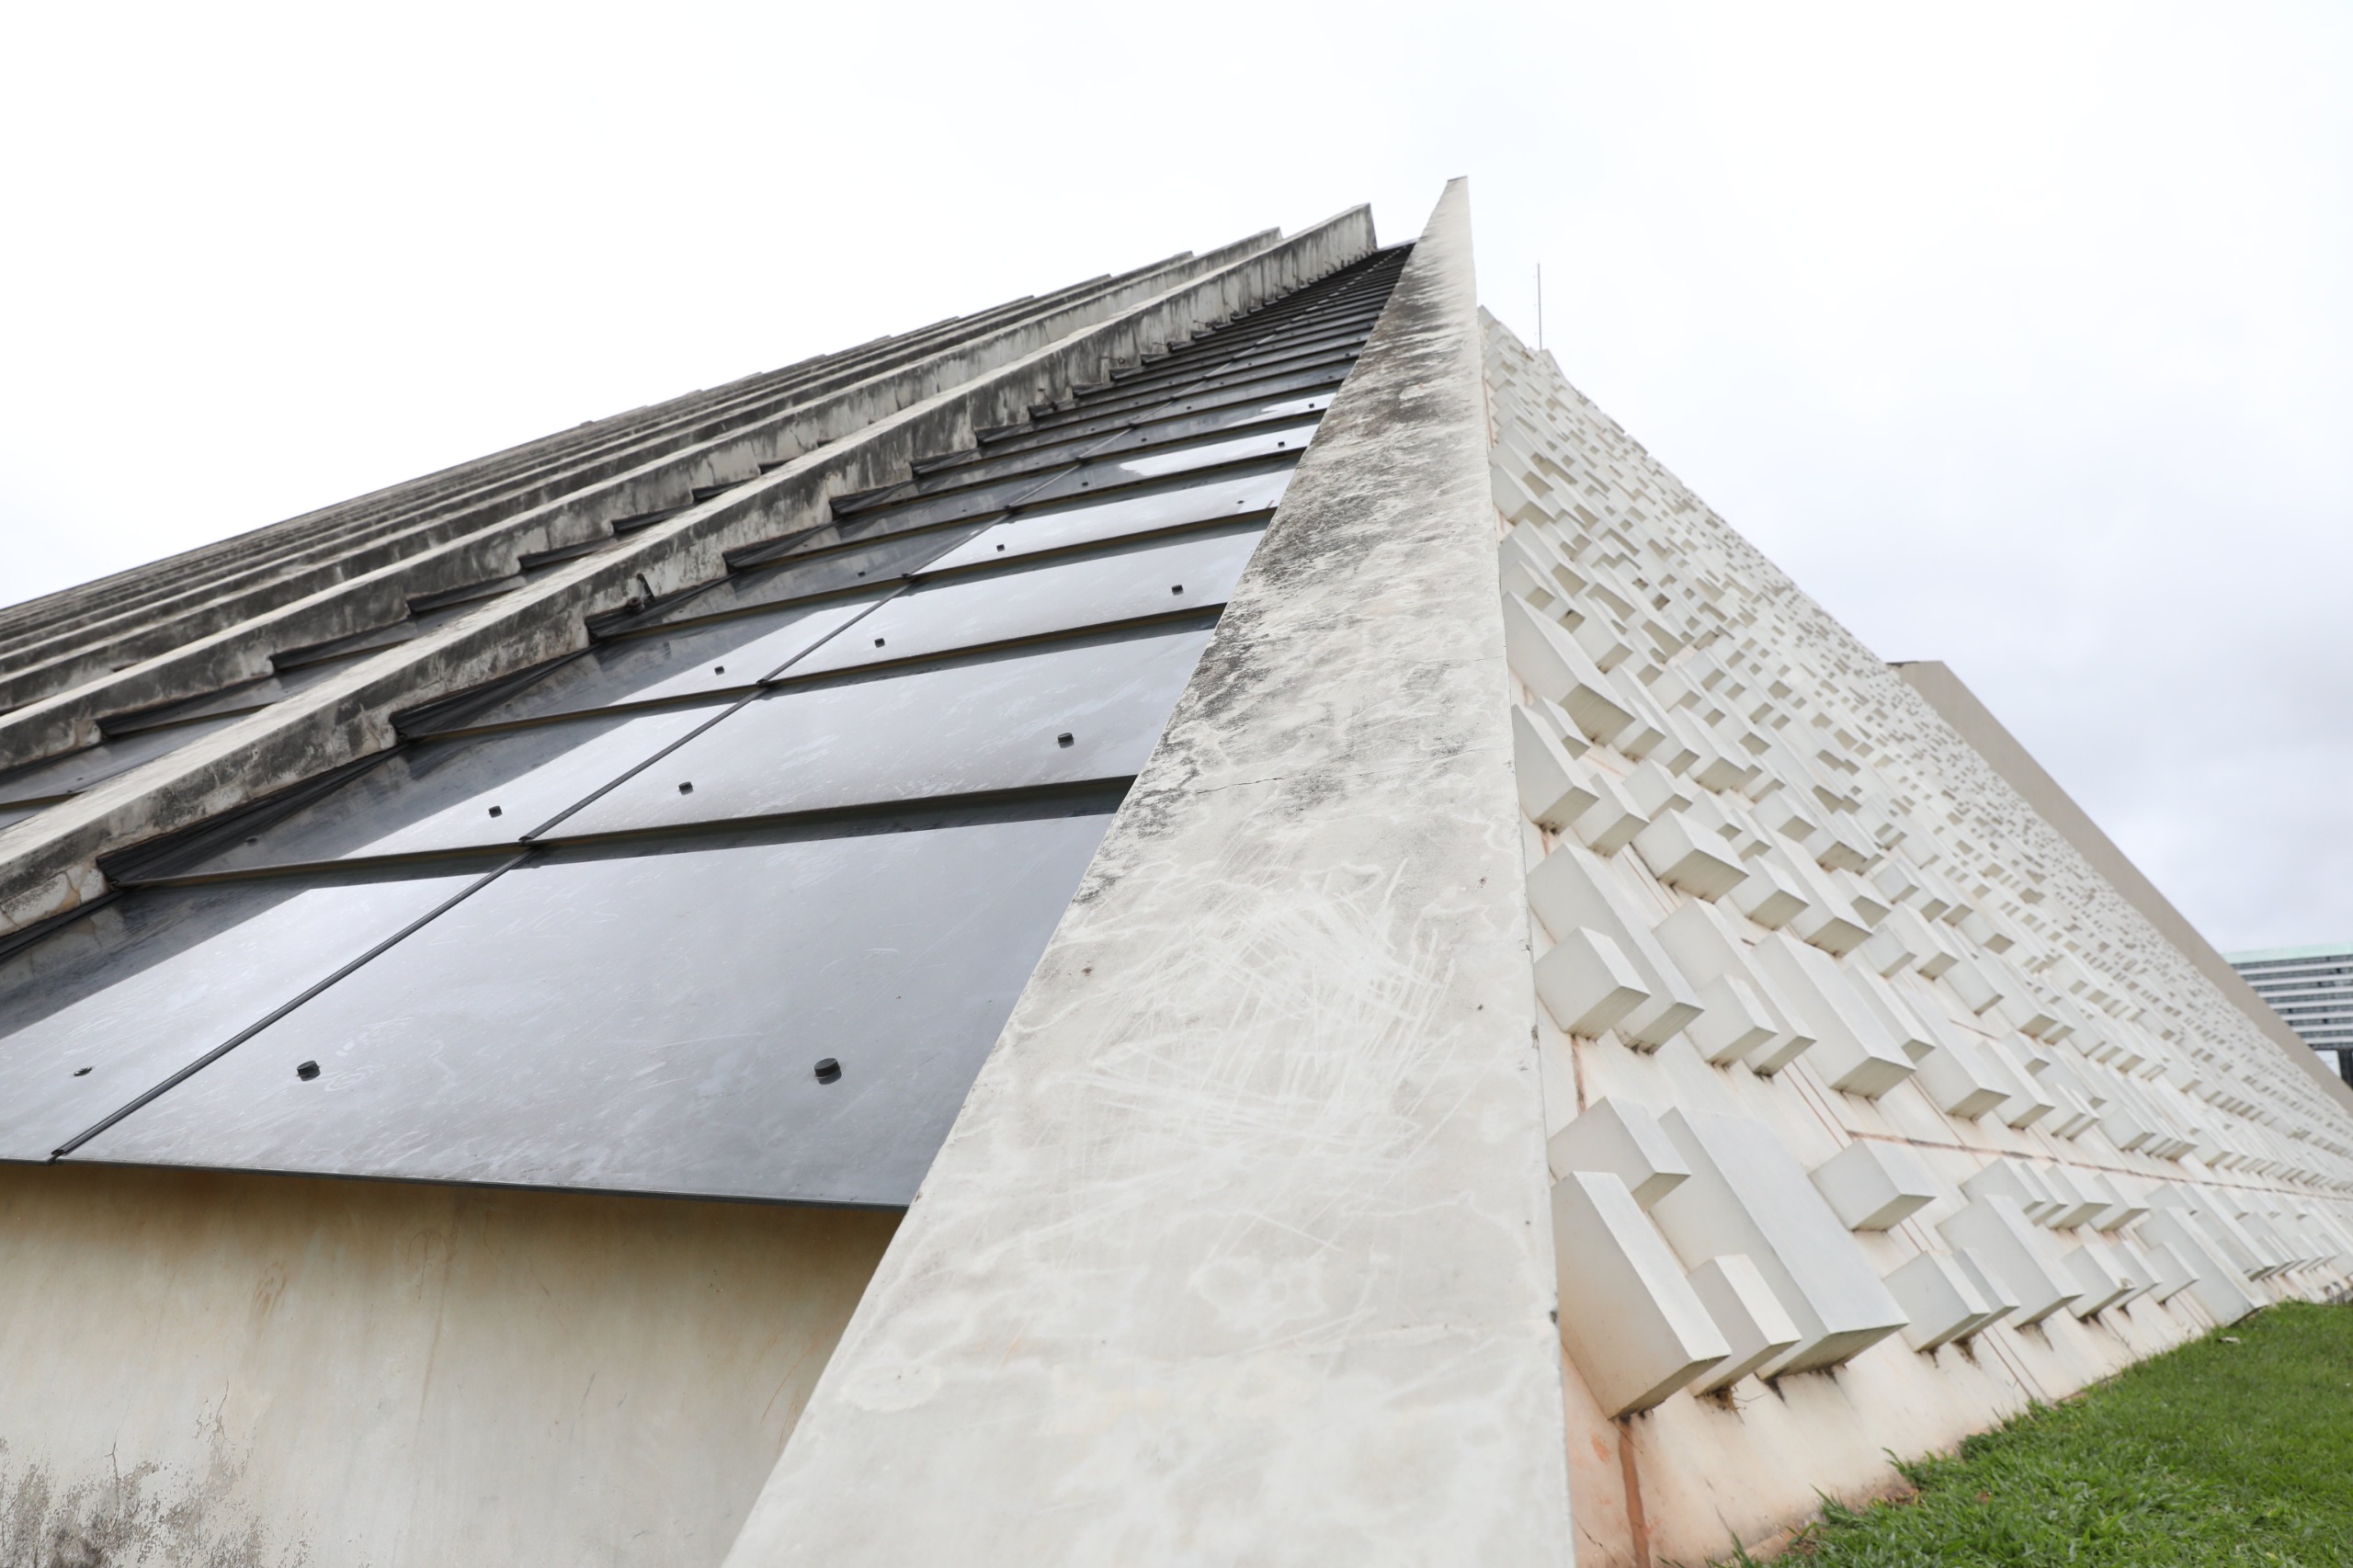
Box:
[2229, 945, 2353, 1085]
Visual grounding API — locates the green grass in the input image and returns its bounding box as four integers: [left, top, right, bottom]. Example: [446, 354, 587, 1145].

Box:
[1718, 1302, 2353, 1567]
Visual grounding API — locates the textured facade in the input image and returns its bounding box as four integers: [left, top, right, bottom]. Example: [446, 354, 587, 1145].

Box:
[0, 183, 2347, 1566]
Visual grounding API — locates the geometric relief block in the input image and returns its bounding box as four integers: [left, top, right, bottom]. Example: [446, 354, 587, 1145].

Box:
[2138, 1208, 2262, 1325]
[2038, 1166, 2109, 1230]
[1526, 845, 1705, 1048]
[1950, 1246, 2021, 1338]
[1650, 1108, 1911, 1375]
[1512, 704, 1600, 829]
[1884, 1251, 1994, 1351]
[1549, 1096, 1690, 1208]
[1687, 1254, 1802, 1392]
[1683, 972, 1782, 1066]
[1631, 811, 1748, 900]
[1502, 596, 1635, 744]
[1552, 1170, 1731, 1417]
[1810, 1140, 1938, 1231]
[2128, 1237, 2197, 1304]
[1913, 1037, 2019, 1121]
[1534, 927, 1650, 1039]
[2096, 1237, 2157, 1308]
[1960, 1159, 2052, 1221]
[1936, 1195, 2082, 1325]
[1751, 932, 1916, 1097]
[1650, 899, 1813, 1070]
[2059, 1243, 2135, 1319]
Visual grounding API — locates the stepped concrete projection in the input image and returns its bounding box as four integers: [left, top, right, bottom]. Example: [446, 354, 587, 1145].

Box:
[1485, 318, 2353, 1566]
[0, 181, 2347, 1567]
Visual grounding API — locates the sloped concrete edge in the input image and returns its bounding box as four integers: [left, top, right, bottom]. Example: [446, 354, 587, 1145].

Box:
[720, 178, 1574, 1566]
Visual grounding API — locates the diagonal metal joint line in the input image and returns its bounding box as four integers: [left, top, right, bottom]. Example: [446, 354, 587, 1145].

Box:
[48, 851, 533, 1162]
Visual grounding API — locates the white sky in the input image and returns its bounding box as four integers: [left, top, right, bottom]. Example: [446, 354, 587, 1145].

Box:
[1, 2, 2347, 951]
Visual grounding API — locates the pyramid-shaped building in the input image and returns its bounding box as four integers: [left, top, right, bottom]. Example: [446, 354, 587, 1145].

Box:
[1, 182, 2347, 1566]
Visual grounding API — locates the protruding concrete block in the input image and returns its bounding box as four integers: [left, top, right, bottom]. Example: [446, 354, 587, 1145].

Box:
[1961, 1159, 2056, 1221]
[1687, 1254, 1802, 1392]
[1685, 973, 1780, 1066]
[1503, 597, 1635, 744]
[2128, 1236, 2197, 1304]
[1937, 1195, 2082, 1325]
[1511, 706, 1600, 830]
[1534, 927, 1649, 1039]
[1632, 811, 1747, 901]
[1810, 1141, 1938, 1231]
[1550, 1096, 1690, 1208]
[1914, 1039, 2018, 1120]
[2095, 1237, 2157, 1308]
[1847, 968, 1938, 1062]
[1729, 858, 1811, 929]
[2036, 1165, 2108, 1230]
[1885, 1252, 1994, 1351]
[2059, 1243, 2134, 1318]
[1651, 1108, 1910, 1374]
[1551, 1171, 1730, 1416]
[2086, 1174, 2151, 1233]
[1652, 900, 1815, 1071]
[1950, 1246, 2021, 1337]
[1752, 932, 1915, 1097]
[1527, 845, 1704, 1048]
[1567, 772, 1648, 857]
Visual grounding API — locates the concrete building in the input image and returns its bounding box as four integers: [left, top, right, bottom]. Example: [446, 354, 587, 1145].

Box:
[2228, 944, 2353, 1085]
[1, 182, 2347, 1567]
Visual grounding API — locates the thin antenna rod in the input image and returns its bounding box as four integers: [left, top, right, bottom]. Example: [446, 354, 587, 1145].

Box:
[1536, 263, 1544, 352]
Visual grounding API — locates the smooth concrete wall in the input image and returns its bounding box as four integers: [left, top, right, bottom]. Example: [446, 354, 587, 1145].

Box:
[1895, 659, 2353, 1121]
[0, 1164, 895, 1568]
[721, 180, 1575, 1565]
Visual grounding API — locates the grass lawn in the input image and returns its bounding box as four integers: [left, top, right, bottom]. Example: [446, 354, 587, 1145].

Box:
[1725, 1301, 2353, 1566]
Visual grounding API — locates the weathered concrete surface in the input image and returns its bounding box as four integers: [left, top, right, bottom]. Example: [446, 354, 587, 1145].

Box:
[1896, 659, 2353, 1120]
[0, 239, 1278, 715]
[0, 228, 1296, 750]
[0, 210, 1377, 937]
[721, 179, 1574, 1567]
[0, 1163, 895, 1568]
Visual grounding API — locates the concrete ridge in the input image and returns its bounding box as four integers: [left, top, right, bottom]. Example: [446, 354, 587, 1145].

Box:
[0, 249, 1246, 699]
[717, 176, 1576, 1568]
[0, 208, 1379, 936]
[0, 237, 1301, 758]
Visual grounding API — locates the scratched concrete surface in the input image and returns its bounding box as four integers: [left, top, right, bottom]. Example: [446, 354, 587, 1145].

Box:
[721, 179, 1574, 1568]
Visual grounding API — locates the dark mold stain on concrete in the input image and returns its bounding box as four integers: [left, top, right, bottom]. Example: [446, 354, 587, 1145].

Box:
[0, 1442, 307, 1568]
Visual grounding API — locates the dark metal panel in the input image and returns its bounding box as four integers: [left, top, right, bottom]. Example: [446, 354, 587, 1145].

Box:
[176, 702, 727, 874]
[901, 398, 1328, 498]
[449, 592, 883, 730]
[555, 625, 1212, 839]
[788, 528, 1263, 678]
[926, 461, 1297, 570]
[640, 523, 989, 630]
[1016, 418, 1319, 508]
[72, 806, 1120, 1204]
[1098, 393, 1335, 453]
[0, 869, 480, 1161]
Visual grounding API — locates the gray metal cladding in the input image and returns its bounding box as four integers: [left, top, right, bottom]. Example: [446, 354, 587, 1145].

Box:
[0, 245, 1411, 1204]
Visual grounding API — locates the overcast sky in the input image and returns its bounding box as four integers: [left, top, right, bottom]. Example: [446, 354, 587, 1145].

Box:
[2, 2, 2347, 952]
